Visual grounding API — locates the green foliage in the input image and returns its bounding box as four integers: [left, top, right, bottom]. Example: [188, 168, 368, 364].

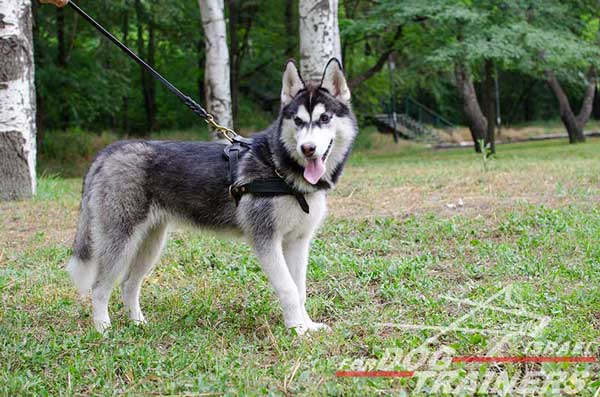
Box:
[33, 0, 600, 135]
[38, 128, 212, 177]
[342, 0, 600, 126]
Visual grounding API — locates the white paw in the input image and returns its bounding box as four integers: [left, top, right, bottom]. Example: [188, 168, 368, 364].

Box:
[306, 321, 331, 332]
[93, 319, 111, 335]
[289, 324, 309, 336]
[129, 311, 147, 325]
[288, 322, 331, 336]
[131, 317, 147, 326]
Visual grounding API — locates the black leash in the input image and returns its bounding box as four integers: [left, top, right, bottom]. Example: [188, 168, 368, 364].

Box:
[41, 0, 308, 213]
[69, 2, 209, 120]
[42, 0, 244, 143]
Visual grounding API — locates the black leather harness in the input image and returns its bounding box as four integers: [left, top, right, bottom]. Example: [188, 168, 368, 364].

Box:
[223, 139, 310, 214]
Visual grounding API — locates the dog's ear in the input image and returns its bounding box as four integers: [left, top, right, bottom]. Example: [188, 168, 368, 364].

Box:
[281, 60, 305, 106]
[320, 58, 351, 102]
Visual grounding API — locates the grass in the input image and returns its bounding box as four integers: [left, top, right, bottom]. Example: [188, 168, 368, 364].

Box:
[1, 135, 599, 395]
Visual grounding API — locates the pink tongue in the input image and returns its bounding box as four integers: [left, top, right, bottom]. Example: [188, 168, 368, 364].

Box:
[303, 158, 325, 184]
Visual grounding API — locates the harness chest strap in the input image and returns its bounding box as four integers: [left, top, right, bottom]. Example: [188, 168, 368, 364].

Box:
[224, 142, 310, 214]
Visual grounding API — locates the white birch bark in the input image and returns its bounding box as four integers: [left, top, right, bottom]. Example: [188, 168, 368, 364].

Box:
[299, 0, 341, 81]
[0, 0, 37, 200]
[198, 0, 233, 133]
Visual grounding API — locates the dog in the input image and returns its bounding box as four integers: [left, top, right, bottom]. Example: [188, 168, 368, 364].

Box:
[67, 58, 358, 334]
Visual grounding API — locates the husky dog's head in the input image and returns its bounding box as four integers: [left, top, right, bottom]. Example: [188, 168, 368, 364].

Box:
[278, 59, 357, 187]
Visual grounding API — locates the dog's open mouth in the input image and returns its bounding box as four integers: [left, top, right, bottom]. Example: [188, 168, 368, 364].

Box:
[303, 139, 333, 185]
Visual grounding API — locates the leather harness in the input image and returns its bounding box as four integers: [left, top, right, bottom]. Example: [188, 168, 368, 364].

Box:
[223, 139, 310, 214]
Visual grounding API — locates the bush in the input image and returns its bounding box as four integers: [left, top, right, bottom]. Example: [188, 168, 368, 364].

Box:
[39, 129, 119, 177]
[38, 128, 212, 177]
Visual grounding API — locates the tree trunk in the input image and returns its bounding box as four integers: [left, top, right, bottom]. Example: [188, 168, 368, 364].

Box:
[284, 0, 295, 59]
[199, 0, 233, 134]
[545, 70, 580, 143]
[197, 39, 205, 101]
[227, 0, 239, 130]
[575, 67, 596, 136]
[32, 0, 45, 146]
[482, 59, 496, 154]
[122, 6, 130, 134]
[146, 13, 157, 131]
[56, 6, 69, 130]
[545, 69, 596, 143]
[0, 0, 37, 200]
[135, 0, 157, 133]
[593, 85, 600, 120]
[135, 0, 148, 134]
[299, 0, 341, 80]
[455, 63, 487, 153]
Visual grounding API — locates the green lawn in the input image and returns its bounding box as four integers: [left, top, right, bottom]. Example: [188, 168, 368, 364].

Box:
[1, 138, 599, 395]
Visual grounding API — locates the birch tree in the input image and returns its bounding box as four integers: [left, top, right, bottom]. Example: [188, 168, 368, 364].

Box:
[0, 0, 37, 200]
[198, 0, 232, 131]
[299, 0, 341, 81]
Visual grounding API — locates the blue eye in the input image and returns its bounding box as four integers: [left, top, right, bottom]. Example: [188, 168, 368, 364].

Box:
[294, 117, 304, 126]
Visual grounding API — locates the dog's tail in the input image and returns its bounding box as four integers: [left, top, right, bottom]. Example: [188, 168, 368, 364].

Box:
[68, 255, 97, 296]
[68, 174, 98, 295]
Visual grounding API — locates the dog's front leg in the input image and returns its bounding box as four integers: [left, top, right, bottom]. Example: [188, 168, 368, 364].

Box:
[283, 237, 330, 332]
[254, 239, 307, 334]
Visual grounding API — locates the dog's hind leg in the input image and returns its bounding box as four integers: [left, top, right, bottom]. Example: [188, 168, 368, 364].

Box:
[91, 229, 144, 333]
[91, 257, 122, 332]
[283, 237, 330, 332]
[121, 222, 168, 324]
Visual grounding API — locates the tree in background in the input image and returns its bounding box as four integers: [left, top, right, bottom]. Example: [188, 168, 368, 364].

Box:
[390, 0, 528, 153]
[0, 0, 37, 200]
[55, 5, 68, 129]
[545, 68, 596, 143]
[299, 0, 341, 80]
[199, 0, 233, 131]
[27, 0, 600, 146]
[361, 0, 600, 152]
[227, 0, 259, 130]
[135, 0, 158, 132]
[535, 2, 599, 144]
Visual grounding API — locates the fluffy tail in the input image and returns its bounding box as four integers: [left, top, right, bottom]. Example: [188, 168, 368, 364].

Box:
[67, 256, 97, 295]
[68, 184, 97, 295]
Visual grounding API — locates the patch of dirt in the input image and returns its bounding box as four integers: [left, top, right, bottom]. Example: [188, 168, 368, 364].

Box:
[0, 200, 78, 261]
[329, 162, 600, 219]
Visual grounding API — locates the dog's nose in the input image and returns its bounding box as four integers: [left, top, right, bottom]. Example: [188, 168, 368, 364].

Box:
[301, 143, 316, 157]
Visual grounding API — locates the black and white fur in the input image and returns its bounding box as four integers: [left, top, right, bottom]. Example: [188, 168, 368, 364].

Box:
[68, 59, 357, 335]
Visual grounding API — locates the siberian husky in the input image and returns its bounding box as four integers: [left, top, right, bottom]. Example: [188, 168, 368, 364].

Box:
[68, 58, 358, 334]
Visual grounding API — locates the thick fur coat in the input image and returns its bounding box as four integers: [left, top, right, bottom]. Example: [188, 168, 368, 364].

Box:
[68, 59, 358, 334]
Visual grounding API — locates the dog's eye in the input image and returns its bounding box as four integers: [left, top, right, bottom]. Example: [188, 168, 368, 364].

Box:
[294, 117, 304, 127]
[320, 114, 331, 124]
